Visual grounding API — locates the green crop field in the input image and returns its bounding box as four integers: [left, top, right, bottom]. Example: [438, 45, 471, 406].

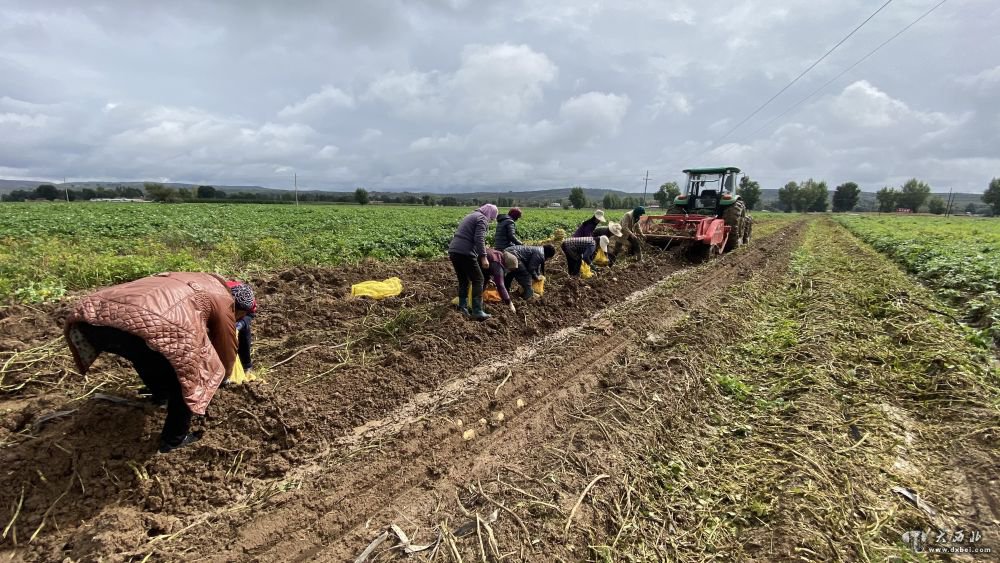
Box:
[1, 203, 604, 302]
[838, 214, 1000, 346]
[0, 203, 792, 303]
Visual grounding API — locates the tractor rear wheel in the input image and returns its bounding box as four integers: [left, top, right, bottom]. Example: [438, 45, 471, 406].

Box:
[722, 201, 749, 252]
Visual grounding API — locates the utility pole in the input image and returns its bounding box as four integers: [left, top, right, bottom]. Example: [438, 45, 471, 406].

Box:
[641, 170, 650, 206]
[294, 173, 298, 206]
[945, 187, 954, 217]
[64, 176, 70, 202]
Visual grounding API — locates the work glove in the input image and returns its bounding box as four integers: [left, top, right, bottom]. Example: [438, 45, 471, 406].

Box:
[235, 318, 247, 331]
[536, 275, 546, 282]
[479, 256, 489, 269]
[508, 302, 517, 313]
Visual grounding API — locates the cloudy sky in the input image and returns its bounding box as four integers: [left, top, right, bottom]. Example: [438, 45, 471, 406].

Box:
[1, 0, 997, 193]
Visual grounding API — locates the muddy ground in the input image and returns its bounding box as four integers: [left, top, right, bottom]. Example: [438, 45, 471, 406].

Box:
[0, 241, 694, 561]
[3, 220, 996, 562]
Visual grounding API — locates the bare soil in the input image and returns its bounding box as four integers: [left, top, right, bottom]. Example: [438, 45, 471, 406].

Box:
[0, 241, 695, 561]
[5, 220, 993, 562]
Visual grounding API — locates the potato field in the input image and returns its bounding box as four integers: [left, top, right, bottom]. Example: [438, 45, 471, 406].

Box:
[0, 205, 997, 562]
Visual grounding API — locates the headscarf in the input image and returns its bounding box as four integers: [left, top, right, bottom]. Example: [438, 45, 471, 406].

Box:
[508, 207, 522, 220]
[633, 206, 646, 219]
[478, 204, 499, 222]
[225, 280, 257, 315]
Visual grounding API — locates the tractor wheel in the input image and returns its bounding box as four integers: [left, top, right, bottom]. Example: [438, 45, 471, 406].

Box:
[722, 201, 748, 252]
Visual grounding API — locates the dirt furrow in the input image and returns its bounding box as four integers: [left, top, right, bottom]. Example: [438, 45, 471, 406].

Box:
[200, 222, 806, 562]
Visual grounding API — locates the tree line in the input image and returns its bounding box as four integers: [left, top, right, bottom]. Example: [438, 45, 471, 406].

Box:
[7, 178, 1000, 215]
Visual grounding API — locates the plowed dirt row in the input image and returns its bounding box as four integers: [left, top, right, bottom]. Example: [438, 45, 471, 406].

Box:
[194, 222, 805, 562]
[2, 237, 703, 561]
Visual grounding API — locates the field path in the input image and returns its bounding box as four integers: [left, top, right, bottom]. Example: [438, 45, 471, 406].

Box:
[180, 222, 805, 561]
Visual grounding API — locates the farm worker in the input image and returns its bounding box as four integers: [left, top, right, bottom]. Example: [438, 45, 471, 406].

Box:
[561, 236, 609, 277]
[592, 222, 624, 266]
[225, 280, 258, 375]
[572, 209, 607, 238]
[614, 206, 646, 260]
[494, 207, 524, 250]
[63, 273, 256, 453]
[504, 244, 556, 299]
[448, 203, 499, 320]
[480, 248, 520, 317]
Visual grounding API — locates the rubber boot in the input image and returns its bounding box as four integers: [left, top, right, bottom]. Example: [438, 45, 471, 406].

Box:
[470, 297, 491, 321]
[158, 432, 200, 454]
[457, 294, 470, 316]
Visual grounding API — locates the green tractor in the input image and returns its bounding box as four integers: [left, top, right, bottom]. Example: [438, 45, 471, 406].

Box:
[640, 166, 753, 258]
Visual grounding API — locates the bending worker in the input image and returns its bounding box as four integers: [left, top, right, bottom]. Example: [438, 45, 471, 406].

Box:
[505, 244, 556, 299]
[614, 206, 646, 260]
[572, 209, 606, 237]
[64, 272, 257, 453]
[481, 248, 520, 319]
[593, 222, 624, 266]
[561, 235, 609, 277]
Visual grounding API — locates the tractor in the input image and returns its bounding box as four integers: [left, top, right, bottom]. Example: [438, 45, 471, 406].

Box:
[639, 166, 753, 260]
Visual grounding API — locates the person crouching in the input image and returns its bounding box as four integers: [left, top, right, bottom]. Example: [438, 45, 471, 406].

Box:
[505, 244, 556, 299]
[561, 236, 609, 277]
[479, 248, 520, 320]
[64, 272, 256, 453]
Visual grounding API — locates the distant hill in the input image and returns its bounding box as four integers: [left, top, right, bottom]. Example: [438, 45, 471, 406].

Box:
[0, 179, 46, 191]
[0, 180, 273, 194]
[0, 178, 987, 211]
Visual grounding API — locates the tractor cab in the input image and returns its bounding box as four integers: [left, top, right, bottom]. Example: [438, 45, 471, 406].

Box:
[673, 166, 742, 216]
[639, 165, 753, 260]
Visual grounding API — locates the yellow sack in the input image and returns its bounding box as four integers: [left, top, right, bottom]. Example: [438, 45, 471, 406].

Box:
[593, 247, 609, 267]
[580, 262, 593, 279]
[531, 278, 545, 296]
[227, 329, 257, 385]
[451, 286, 474, 305]
[450, 286, 502, 304]
[351, 277, 403, 299]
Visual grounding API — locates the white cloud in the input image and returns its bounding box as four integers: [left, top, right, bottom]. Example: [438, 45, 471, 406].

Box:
[366, 70, 445, 119]
[409, 133, 465, 151]
[450, 43, 557, 119]
[559, 92, 631, 137]
[278, 86, 355, 118]
[359, 128, 383, 143]
[0, 113, 49, 127]
[366, 43, 556, 121]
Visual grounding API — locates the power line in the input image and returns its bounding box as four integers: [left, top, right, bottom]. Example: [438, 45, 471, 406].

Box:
[718, 0, 949, 156]
[713, 0, 894, 145]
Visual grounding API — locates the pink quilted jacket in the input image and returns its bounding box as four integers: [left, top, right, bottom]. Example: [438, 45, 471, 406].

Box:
[65, 272, 237, 415]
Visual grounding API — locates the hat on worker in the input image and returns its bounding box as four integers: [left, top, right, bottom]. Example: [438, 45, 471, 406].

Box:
[608, 222, 623, 238]
[594, 209, 606, 223]
[502, 251, 519, 270]
[225, 280, 257, 314]
[599, 235, 609, 255]
[633, 206, 646, 218]
[508, 207, 522, 220]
